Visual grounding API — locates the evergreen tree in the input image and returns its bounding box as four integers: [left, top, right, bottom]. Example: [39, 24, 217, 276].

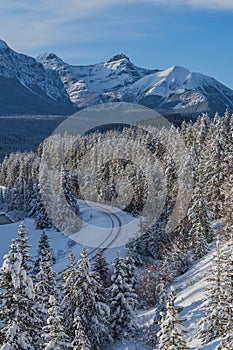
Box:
[34, 230, 55, 275]
[157, 287, 189, 349]
[198, 242, 231, 344]
[42, 295, 70, 349]
[109, 253, 137, 339]
[60, 251, 77, 341]
[93, 249, 110, 288]
[0, 239, 37, 349]
[16, 221, 34, 273]
[34, 236, 59, 342]
[71, 313, 92, 350]
[74, 248, 111, 349]
[187, 183, 212, 259]
[146, 287, 166, 347]
[34, 187, 52, 230]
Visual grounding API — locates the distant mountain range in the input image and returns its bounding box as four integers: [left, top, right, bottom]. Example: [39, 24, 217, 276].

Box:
[1, 39, 233, 117]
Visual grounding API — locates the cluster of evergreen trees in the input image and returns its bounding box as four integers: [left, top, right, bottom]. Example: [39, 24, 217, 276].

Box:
[0, 110, 233, 348]
[0, 223, 138, 349]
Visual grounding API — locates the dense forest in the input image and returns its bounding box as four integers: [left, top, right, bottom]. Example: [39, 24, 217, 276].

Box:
[0, 110, 232, 349]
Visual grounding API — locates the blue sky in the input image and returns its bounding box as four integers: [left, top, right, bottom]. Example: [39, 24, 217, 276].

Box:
[1, 1, 233, 88]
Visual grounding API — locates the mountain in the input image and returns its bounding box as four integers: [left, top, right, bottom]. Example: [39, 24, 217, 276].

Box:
[37, 52, 233, 117]
[37, 52, 157, 109]
[1, 37, 233, 118]
[0, 40, 75, 115]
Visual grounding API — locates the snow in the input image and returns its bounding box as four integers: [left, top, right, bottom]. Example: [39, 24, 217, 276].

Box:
[37, 53, 150, 106]
[69, 200, 141, 250]
[36, 50, 233, 113]
[0, 218, 79, 273]
[0, 212, 230, 349]
[105, 224, 228, 349]
[124, 65, 203, 99]
[0, 199, 141, 273]
[0, 41, 70, 104]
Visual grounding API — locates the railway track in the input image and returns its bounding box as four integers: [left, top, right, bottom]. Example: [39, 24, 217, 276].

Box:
[88, 204, 122, 257]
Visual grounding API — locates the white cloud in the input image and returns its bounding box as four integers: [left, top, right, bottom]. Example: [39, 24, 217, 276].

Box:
[0, 0, 231, 56]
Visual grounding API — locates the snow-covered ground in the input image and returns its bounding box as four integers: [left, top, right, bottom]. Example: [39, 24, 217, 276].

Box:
[0, 210, 224, 349]
[0, 199, 141, 271]
[70, 200, 141, 250]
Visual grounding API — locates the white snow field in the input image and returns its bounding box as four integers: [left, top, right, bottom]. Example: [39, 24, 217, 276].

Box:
[0, 199, 141, 270]
[0, 211, 227, 349]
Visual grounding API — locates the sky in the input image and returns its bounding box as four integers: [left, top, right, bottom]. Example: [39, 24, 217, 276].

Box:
[1, 0, 233, 88]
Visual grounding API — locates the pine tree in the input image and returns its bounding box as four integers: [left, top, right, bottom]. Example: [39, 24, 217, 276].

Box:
[34, 187, 52, 230]
[0, 239, 37, 349]
[74, 248, 111, 349]
[60, 251, 78, 341]
[71, 313, 92, 350]
[148, 288, 166, 346]
[42, 295, 70, 349]
[220, 237, 233, 331]
[93, 249, 110, 288]
[109, 253, 137, 339]
[34, 236, 59, 342]
[157, 287, 189, 349]
[34, 230, 55, 275]
[16, 221, 34, 273]
[187, 183, 212, 260]
[198, 241, 231, 344]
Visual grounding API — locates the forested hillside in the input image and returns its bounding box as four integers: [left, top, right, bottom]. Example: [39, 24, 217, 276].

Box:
[0, 110, 232, 348]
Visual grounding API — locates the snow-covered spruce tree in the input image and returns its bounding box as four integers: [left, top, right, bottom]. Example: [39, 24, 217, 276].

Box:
[0, 239, 39, 349]
[220, 172, 233, 241]
[198, 112, 229, 218]
[74, 247, 111, 349]
[60, 251, 77, 341]
[157, 287, 189, 350]
[93, 249, 110, 288]
[198, 241, 231, 344]
[109, 252, 137, 339]
[37, 161, 55, 229]
[220, 236, 233, 331]
[62, 169, 80, 217]
[33, 187, 52, 230]
[148, 154, 178, 259]
[187, 183, 213, 260]
[71, 313, 92, 350]
[16, 221, 34, 273]
[34, 236, 59, 345]
[34, 230, 55, 275]
[42, 295, 70, 350]
[163, 229, 191, 278]
[146, 285, 166, 346]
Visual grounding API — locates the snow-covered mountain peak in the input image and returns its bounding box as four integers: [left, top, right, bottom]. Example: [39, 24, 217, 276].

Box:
[1, 38, 233, 117]
[36, 52, 68, 73]
[107, 53, 130, 63]
[0, 40, 75, 115]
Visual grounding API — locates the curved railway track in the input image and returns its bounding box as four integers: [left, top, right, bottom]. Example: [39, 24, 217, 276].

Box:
[88, 204, 122, 256]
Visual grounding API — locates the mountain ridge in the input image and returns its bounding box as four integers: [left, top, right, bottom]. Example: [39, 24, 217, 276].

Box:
[37, 51, 233, 117]
[0, 40, 76, 115]
[0, 38, 233, 117]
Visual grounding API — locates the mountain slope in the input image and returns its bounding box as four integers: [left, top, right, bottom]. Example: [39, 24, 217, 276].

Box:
[37, 52, 157, 109]
[37, 53, 233, 117]
[0, 40, 75, 115]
